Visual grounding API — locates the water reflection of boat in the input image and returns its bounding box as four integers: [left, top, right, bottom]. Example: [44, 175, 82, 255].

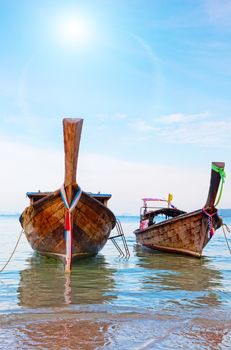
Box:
[135, 248, 223, 296]
[17, 253, 116, 307]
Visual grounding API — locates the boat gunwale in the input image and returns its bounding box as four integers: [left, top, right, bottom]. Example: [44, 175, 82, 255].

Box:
[134, 207, 218, 235]
[22, 188, 116, 229]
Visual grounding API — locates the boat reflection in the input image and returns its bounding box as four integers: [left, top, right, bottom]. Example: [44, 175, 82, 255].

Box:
[134, 246, 223, 306]
[17, 253, 117, 307]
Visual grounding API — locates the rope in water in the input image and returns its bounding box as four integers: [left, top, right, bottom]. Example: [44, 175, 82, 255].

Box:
[212, 164, 226, 206]
[222, 224, 231, 255]
[0, 229, 24, 273]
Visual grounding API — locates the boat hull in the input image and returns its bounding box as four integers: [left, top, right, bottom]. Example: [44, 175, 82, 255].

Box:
[134, 209, 222, 258]
[20, 190, 116, 262]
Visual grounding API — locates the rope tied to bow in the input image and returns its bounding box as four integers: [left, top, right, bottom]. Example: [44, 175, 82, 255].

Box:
[222, 224, 231, 255]
[212, 164, 226, 207]
[202, 208, 218, 239]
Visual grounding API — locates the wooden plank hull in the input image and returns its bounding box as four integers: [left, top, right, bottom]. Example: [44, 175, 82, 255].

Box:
[20, 190, 116, 262]
[134, 209, 222, 257]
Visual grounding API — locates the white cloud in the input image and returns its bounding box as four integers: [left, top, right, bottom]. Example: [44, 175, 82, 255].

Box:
[114, 113, 127, 120]
[77, 152, 231, 214]
[157, 118, 231, 147]
[0, 139, 63, 214]
[129, 120, 155, 133]
[159, 112, 209, 124]
[0, 139, 230, 215]
[128, 113, 231, 148]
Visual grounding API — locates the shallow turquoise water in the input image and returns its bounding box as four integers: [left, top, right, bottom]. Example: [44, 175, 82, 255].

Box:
[0, 211, 230, 349]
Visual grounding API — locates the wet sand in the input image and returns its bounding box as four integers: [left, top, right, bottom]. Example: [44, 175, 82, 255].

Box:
[1, 306, 231, 349]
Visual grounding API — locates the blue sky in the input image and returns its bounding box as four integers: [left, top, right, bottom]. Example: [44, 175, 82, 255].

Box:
[0, 0, 230, 214]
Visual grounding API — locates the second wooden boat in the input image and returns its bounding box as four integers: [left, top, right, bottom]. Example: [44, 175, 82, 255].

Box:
[20, 118, 116, 271]
[134, 162, 225, 258]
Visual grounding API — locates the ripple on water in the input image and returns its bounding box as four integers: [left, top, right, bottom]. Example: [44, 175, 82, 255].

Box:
[0, 216, 230, 349]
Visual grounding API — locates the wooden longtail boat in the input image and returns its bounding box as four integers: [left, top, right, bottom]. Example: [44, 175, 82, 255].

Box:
[134, 162, 225, 258]
[19, 118, 116, 271]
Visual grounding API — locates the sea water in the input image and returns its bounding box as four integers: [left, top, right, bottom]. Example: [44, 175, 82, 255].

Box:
[0, 211, 230, 349]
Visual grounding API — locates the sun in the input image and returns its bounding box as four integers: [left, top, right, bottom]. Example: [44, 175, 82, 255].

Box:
[54, 15, 92, 47]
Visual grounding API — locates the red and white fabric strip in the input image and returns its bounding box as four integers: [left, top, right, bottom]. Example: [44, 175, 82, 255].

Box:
[60, 185, 82, 272]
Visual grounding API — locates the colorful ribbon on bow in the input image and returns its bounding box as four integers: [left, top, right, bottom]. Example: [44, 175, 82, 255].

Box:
[60, 185, 82, 272]
[202, 208, 217, 239]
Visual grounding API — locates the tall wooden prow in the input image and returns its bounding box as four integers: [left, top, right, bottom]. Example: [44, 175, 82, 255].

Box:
[63, 118, 83, 272]
[63, 118, 83, 204]
[204, 162, 225, 209]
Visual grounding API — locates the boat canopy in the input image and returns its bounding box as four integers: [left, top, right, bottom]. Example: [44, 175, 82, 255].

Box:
[142, 194, 175, 209]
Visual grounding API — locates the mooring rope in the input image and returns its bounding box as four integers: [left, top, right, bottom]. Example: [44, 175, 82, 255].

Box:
[222, 224, 231, 254]
[0, 229, 24, 273]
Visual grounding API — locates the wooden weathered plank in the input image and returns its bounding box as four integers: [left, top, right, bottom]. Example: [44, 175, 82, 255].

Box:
[19, 118, 116, 267]
[135, 162, 224, 257]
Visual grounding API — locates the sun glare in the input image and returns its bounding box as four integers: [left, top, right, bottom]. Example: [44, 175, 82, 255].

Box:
[54, 15, 92, 47]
